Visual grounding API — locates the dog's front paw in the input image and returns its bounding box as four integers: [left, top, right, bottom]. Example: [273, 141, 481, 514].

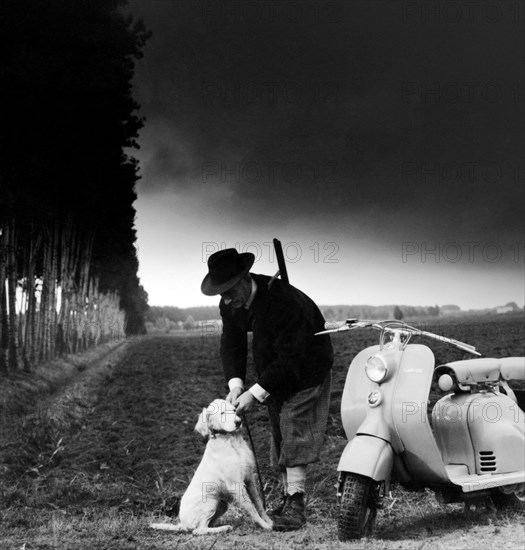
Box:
[261, 520, 273, 530]
[261, 513, 273, 524]
[149, 522, 182, 532]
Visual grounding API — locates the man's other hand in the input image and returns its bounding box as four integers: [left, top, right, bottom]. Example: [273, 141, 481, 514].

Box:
[226, 386, 243, 404]
[234, 390, 255, 414]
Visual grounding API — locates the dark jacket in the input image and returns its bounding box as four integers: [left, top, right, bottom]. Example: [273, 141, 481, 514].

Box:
[219, 273, 333, 400]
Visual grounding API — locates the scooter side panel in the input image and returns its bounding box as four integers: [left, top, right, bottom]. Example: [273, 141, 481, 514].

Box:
[391, 344, 452, 486]
[337, 436, 394, 482]
[433, 391, 525, 476]
[468, 392, 525, 474]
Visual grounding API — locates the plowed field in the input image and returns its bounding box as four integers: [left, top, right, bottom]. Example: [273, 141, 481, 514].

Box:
[0, 315, 523, 549]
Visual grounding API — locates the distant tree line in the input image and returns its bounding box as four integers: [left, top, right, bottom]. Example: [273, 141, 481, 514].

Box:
[145, 303, 443, 334]
[0, 0, 150, 373]
[321, 304, 441, 321]
[146, 306, 220, 332]
[146, 306, 221, 324]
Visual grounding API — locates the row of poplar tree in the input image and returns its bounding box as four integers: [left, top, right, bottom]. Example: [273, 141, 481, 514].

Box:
[0, 0, 150, 372]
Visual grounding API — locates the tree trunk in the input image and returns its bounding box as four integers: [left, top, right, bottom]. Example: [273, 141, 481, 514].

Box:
[57, 215, 73, 356]
[38, 225, 51, 362]
[46, 221, 59, 359]
[24, 226, 41, 370]
[6, 218, 20, 370]
[78, 229, 94, 351]
[0, 222, 8, 374]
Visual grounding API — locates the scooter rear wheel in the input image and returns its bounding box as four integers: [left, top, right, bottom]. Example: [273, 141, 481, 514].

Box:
[490, 487, 525, 511]
[338, 472, 379, 540]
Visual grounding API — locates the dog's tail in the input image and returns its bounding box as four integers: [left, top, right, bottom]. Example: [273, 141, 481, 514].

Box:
[149, 522, 184, 532]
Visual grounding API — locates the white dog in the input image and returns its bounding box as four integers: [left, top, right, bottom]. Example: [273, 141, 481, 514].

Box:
[150, 399, 273, 535]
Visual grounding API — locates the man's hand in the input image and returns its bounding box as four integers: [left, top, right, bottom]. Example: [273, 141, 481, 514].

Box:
[234, 390, 255, 415]
[226, 386, 243, 405]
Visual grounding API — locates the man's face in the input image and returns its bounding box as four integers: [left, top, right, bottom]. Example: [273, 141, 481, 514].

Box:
[221, 276, 251, 309]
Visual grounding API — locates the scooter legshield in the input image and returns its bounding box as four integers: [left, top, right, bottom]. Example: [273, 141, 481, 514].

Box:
[338, 436, 393, 482]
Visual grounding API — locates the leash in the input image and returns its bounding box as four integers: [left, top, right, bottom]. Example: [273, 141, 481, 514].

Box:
[241, 412, 267, 509]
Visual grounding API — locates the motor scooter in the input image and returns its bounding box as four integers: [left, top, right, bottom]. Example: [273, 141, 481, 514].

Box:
[316, 319, 525, 540]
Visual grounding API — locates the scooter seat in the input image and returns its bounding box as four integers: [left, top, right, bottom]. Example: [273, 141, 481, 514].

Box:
[500, 357, 525, 381]
[436, 358, 502, 384]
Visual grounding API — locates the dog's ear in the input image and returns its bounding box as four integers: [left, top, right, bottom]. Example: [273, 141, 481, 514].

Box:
[194, 407, 210, 437]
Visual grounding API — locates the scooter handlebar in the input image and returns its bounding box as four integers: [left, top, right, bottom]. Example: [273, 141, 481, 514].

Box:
[315, 319, 374, 335]
[316, 319, 481, 356]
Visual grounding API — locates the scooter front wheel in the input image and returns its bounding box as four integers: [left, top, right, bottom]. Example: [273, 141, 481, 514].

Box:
[338, 472, 379, 540]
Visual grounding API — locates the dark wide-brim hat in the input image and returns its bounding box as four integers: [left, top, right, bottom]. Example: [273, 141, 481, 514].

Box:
[201, 248, 255, 296]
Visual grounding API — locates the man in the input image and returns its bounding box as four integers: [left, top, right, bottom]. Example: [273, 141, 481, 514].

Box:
[201, 248, 333, 532]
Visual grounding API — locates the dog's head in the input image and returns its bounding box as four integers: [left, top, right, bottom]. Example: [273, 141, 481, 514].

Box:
[195, 398, 242, 438]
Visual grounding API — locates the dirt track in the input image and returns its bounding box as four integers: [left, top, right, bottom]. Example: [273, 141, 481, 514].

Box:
[1, 331, 524, 549]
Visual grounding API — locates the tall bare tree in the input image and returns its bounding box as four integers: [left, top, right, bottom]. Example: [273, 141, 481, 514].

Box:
[0, 0, 150, 374]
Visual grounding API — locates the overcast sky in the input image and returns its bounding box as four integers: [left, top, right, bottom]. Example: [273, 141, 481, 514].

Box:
[125, 0, 524, 310]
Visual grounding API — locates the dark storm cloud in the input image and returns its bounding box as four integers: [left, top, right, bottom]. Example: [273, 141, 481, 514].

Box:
[127, 0, 524, 240]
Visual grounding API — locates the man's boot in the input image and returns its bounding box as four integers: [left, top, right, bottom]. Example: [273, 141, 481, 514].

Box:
[272, 492, 306, 531]
[268, 493, 288, 519]
[269, 470, 288, 518]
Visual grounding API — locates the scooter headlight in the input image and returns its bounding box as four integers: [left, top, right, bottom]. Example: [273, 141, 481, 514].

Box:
[365, 354, 388, 383]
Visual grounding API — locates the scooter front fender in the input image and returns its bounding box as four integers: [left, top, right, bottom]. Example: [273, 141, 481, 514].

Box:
[337, 436, 393, 482]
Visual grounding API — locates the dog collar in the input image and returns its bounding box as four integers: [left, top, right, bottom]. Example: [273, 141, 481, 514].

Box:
[209, 429, 237, 439]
